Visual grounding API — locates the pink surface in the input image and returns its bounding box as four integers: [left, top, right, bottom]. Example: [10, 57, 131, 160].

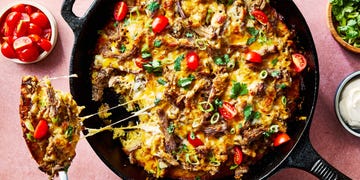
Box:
[1, 0, 359, 179]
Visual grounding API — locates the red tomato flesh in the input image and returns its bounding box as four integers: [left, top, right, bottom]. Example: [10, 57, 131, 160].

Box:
[33, 119, 48, 139]
[134, 57, 149, 68]
[233, 146, 243, 165]
[245, 51, 262, 63]
[38, 38, 52, 51]
[28, 23, 42, 35]
[30, 12, 49, 29]
[187, 132, 204, 147]
[1, 41, 16, 58]
[186, 51, 200, 71]
[218, 102, 237, 120]
[273, 133, 291, 147]
[11, 4, 26, 13]
[114, 2, 128, 21]
[13, 36, 33, 50]
[17, 45, 39, 62]
[291, 53, 307, 72]
[251, 10, 269, 25]
[152, 15, 169, 33]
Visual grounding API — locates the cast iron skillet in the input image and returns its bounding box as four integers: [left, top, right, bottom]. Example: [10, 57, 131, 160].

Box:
[61, 0, 350, 179]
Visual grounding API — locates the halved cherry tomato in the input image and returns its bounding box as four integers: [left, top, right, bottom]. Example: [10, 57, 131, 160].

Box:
[28, 34, 41, 42]
[30, 12, 49, 29]
[11, 4, 26, 13]
[24, 5, 34, 15]
[152, 15, 169, 33]
[114, 2, 128, 21]
[14, 20, 29, 37]
[43, 28, 52, 40]
[273, 133, 291, 147]
[291, 53, 307, 72]
[1, 41, 16, 58]
[251, 10, 269, 25]
[20, 13, 31, 22]
[38, 38, 52, 51]
[245, 51, 262, 63]
[233, 146, 243, 165]
[28, 23, 42, 35]
[13, 36, 33, 51]
[186, 51, 200, 71]
[187, 132, 204, 147]
[33, 119, 48, 139]
[218, 102, 237, 120]
[17, 45, 39, 62]
[5, 12, 22, 29]
[134, 57, 149, 68]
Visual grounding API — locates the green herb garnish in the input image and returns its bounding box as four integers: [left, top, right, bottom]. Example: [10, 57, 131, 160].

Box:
[177, 74, 195, 88]
[174, 54, 185, 71]
[154, 39, 162, 47]
[230, 82, 248, 99]
[147, 1, 160, 13]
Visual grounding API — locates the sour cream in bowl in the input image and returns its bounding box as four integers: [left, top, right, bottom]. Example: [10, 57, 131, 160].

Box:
[335, 71, 360, 137]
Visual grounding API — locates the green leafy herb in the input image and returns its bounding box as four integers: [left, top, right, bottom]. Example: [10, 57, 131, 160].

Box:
[244, 105, 261, 121]
[147, 1, 160, 13]
[174, 54, 185, 71]
[120, 44, 126, 53]
[143, 60, 163, 75]
[271, 58, 278, 66]
[142, 51, 152, 59]
[230, 82, 248, 99]
[154, 98, 161, 105]
[167, 122, 175, 134]
[247, 27, 259, 45]
[185, 32, 194, 38]
[65, 126, 74, 141]
[214, 98, 223, 107]
[154, 39, 162, 47]
[177, 74, 195, 88]
[157, 78, 167, 85]
[214, 54, 231, 65]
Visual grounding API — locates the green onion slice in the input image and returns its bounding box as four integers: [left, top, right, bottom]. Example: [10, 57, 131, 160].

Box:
[197, 101, 214, 112]
[210, 112, 220, 124]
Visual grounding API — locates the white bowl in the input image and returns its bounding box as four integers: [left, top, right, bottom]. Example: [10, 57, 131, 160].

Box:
[0, 1, 58, 64]
[334, 71, 360, 137]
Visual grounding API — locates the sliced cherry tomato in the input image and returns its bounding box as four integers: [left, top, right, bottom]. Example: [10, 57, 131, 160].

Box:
[218, 102, 237, 120]
[1, 41, 16, 58]
[291, 53, 307, 72]
[134, 57, 149, 68]
[14, 20, 29, 37]
[245, 51, 262, 63]
[5, 12, 22, 29]
[273, 133, 291, 147]
[251, 10, 269, 25]
[187, 132, 204, 147]
[30, 12, 49, 29]
[33, 119, 48, 139]
[28, 34, 41, 42]
[17, 45, 39, 62]
[25, 5, 35, 15]
[186, 51, 200, 71]
[38, 38, 52, 51]
[152, 15, 169, 33]
[114, 2, 128, 21]
[233, 146, 243, 165]
[13, 36, 33, 51]
[2, 23, 15, 37]
[11, 4, 26, 13]
[43, 28, 52, 40]
[28, 23, 42, 35]
[20, 13, 31, 22]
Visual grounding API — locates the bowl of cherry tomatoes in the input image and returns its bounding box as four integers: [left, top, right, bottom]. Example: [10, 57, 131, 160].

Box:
[0, 1, 58, 64]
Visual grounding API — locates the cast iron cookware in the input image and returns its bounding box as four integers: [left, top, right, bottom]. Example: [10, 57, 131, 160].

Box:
[61, 0, 350, 179]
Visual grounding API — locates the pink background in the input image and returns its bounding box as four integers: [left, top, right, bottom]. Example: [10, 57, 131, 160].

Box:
[1, 0, 359, 179]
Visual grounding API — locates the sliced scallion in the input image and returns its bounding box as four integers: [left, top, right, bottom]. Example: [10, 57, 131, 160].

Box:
[259, 70, 268, 79]
[197, 101, 214, 112]
[210, 112, 220, 124]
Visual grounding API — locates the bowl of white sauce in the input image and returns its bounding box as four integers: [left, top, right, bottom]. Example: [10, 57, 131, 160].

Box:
[335, 71, 360, 137]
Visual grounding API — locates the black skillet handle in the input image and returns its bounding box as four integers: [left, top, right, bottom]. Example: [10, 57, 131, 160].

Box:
[282, 128, 350, 180]
[61, 0, 85, 37]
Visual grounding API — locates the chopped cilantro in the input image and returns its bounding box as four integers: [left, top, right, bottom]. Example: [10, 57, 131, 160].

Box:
[154, 98, 161, 105]
[147, 1, 160, 13]
[120, 44, 126, 53]
[185, 32, 194, 38]
[157, 78, 167, 85]
[174, 54, 185, 71]
[177, 74, 195, 88]
[143, 60, 163, 76]
[154, 39, 162, 47]
[141, 51, 152, 59]
[244, 105, 261, 121]
[167, 122, 175, 134]
[214, 98, 223, 107]
[271, 58, 278, 66]
[230, 82, 248, 99]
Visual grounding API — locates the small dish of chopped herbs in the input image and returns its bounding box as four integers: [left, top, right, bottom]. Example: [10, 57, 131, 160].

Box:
[328, 0, 360, 53]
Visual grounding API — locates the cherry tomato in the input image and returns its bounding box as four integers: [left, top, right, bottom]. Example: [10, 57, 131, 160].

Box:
[114, 2, 128, 21]
[186, 51, 200, 71]
[1, 41, 16, 58]
[187, 132, 204, 147]
[273, 133, 291, 147]
[20, 13, 31, 22]
[30, 12, 49, 29]
[245, 51, 262, 63]
[17, 45, 39, 62]
[13, 36, 33, 51]
[291, 53, 307, 72]
[11, 4, 26, 13]
[233, 146, 243, 165]
[14, 20, 29, 37]
[37, 38, 52, 51]
[28, 34, 41, 42]
[28, 23, 42, 35]
[25, 5, 35, 15]
[33, 119, 48, 139]
[218, 102, 237, 120]
[5, 12, 22, 29]
[251, 10, 269, 25]
[134, 57, 149, 68]
[43, 28, 52, 40]
[152, 15, 169, 33]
